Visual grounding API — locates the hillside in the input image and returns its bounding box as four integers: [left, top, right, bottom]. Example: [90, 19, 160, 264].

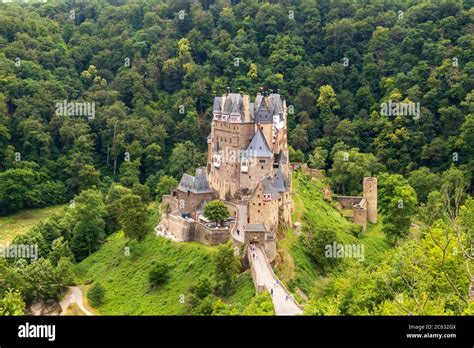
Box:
[75, 232, 255, 315]
[276, 171, 390, 304]
[0, 204, 66, 245]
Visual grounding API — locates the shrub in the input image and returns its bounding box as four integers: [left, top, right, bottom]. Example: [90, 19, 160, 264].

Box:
[87, 282, 105, 307]
[148, 261, 170, 287]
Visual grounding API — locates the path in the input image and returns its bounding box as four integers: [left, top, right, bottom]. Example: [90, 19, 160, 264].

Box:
[60, 286, 94, 316]
[232, 203, 247, 244]
[250, 244, 302, 315]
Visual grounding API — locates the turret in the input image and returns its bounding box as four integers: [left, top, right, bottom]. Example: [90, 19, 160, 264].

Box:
[363, 177, 377, 224]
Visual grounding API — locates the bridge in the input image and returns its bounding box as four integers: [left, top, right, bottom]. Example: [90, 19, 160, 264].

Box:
[248, 243, 303, 315]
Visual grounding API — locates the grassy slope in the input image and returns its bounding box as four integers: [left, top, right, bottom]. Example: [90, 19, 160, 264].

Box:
[276, 173, 391, 303]
[0, 204, 67, 245]
[75, 231, 255, 315]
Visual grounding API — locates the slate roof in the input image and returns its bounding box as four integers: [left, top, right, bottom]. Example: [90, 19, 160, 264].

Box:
[223, 93, 243, 114]
[246, 129, 273, 158]
[213, 97, 222, 112]
[255, 98, 272, 123]
[177, 167, 213, 194]
[279, 149, 288, 164]
[245, 223, 266, 233]
[253, 93, 284, 123]
[262, 176, 280, 199]
[272, 164, 289, 193]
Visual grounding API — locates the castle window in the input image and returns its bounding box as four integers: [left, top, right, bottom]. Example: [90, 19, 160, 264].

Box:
[259, 159, 265, 163]
[261, 166, 264, 170]
[258, 203, 261, 206]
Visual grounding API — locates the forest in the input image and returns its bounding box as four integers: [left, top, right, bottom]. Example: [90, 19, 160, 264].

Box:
[0, 0, 473, 315]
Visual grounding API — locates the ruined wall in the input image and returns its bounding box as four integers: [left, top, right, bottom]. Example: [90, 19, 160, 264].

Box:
[363, 177, 377, 224]
[335, 196, 363, 209]
[352, 205, 367, 232]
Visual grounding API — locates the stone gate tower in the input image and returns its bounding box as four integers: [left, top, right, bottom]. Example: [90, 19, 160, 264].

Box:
[363, 177, 377, 224]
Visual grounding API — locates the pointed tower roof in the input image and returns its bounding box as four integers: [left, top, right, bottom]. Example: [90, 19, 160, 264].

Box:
[246, 128, 273, 158]
[262, 176, 280, 199]
[213, 97, 222, 112]
[177, 167, 213, 194]
[272, 164, 289, 192]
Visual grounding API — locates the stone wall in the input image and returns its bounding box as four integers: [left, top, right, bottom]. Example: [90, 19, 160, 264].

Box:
[162, 195, 178, 213]
[278, 192, 292, 226]
[352, 205, 367, 232]
[160, 213, 196, 242]
[249, 193, 279, 233]
[208, 121, 256, 199]
[176, 190, 215, 214]
[335, 195, 363, 209]
[264, 238, 277, 263]
[363, 177, 377, 224]
[239, 158, 273, 192]
[195, 223, 231, 245]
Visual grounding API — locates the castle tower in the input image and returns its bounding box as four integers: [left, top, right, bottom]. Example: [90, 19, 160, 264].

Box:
[363, 177, 377, 224]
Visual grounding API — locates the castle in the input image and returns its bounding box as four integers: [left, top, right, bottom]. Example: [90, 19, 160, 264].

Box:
[158, 91, 292, 261]
[158, 91, 378, 264]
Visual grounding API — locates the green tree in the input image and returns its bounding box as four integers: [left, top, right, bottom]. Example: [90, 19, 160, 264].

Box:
[48, 237, 74, 266]
[168, 141, 204, 177]
[408, 167, 441, 203]
[330, 148, 384, 195]
[118, 194, 149, 241]
[0, 289, 25, 316]
[119, 160, 140, 188]
[213, 242, 240, 294]
[148, 261, 170, 287]
[105, 184, 132, 234]
[308, 147, 328, 169]
[77, 164, 101, 192]
[71, 189, 106, 261]
[55, 257, 74, 293]
[204, 200, 230, 226]
[378, 173, 418, 244]
[304, 227, 340, 272]
[87, 282, 105, 307]
[155, 175, 178, 202]
[242, 292, 275, 316]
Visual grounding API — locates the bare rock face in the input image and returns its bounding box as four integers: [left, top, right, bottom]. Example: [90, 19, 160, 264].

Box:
[26, 300, 62, 316]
